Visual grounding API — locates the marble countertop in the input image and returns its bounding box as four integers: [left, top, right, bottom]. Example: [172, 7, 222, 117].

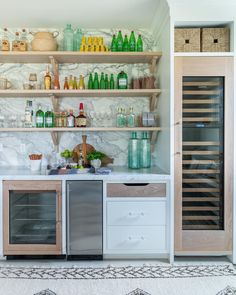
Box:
[0, 166, 170, 181]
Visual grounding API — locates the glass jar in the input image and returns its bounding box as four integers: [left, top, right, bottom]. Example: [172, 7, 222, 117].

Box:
[61, 112, 67, 127]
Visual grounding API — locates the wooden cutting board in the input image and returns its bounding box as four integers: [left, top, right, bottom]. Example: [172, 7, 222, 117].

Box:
[73, 135, 95, 165]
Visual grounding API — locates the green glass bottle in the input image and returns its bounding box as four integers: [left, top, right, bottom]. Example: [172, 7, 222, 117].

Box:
[88, 73, 94, 89]
[122, 35, 129, 51]
[117, 71, 128, 89]
[116, 30, 123, 52]
[128, 132, 140, 169]
[45, 107, 54, 128]
[63, 24, 74, 51]
[105, 74, 109, 89]
[73, 28, 82, 51]
[36, 104, 44, 128]
[100, 72, 105, 89]
[110, 74, 115, 89]
[140, 132, 151, 168]
[93, 72, 99, 89]
[129, 31, 136, 52]
[111, 34, 117, 52]
[137, 34, 143, 52]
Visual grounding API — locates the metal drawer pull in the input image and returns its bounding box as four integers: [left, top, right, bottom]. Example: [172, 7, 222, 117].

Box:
[128, 212, 145, 217]
[128, 236, 145, 241]
[123, 183, 149, 186]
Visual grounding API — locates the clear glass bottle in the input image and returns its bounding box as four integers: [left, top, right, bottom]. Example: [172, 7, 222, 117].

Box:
[73, 28, 82, 51]
[67, 109, 75, 127]
[128, 132, 140, 169]
[12, 32, 20, 51]
[127, 107, 135, 127]
[24, 100, 32, 128]
[28, 100, 34, 127]
[63, 24, 74, 51]
[1, 28, 10, 51]
[45, 107, 54, 128]
[116, 107, 123, 128]
[19, 29, 28, 51]
[121, 108, 127, 127]
[36, 104, 44, 128]
[140, 132, 151, 168]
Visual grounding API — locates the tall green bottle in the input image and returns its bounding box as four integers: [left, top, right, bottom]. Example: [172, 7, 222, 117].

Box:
[36, 104, 44, 128]
[116, 30, 123, 52]
[128, 132, 140, 169]
[45, 107, 54, 128]
[140, 132, 151, 168]
[110, 74, 115, 89]
[137, 34, 143, 52]
[93, 72, 99, 89]
[129, 31, 136, 52]
[111, 34, 117, 52]
[105, 74, 109, 89]
[88, 73, 94, 89]
[100, 72, 105, 89]
[122, 35, 129, 51]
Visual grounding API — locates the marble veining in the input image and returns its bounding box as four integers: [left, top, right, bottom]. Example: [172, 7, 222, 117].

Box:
[0, 28, 157, 167]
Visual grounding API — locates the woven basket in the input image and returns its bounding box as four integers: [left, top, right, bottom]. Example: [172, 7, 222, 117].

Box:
[201, 28, 230, 52]
[175, 28, 201, 52]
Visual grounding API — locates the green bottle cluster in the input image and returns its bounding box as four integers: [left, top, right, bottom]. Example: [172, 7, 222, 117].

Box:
[36, 105, 55, 128]
[88, 72, 115, 90]
[128, 132, 151, 169]
[87, 71, 128, 90]
[111, 31, 143, 52]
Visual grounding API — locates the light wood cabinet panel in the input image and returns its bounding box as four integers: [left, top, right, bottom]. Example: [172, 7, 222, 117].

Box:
[174, 57, 233, 254]
[3, 180, 62, 255]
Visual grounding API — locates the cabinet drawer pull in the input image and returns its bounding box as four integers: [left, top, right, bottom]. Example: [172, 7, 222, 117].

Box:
[128, 236, 145, 241]
[124, 183, 149, 186]
[128, 212, 145, 217]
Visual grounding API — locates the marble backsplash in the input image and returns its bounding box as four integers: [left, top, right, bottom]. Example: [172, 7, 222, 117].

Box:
[0, 28, 158, 167]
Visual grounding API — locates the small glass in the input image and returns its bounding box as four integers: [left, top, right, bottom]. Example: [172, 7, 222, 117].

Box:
[9, 115, 17, 127]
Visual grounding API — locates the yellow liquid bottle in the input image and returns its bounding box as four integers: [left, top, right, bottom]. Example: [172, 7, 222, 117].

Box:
[77, 75, 85, 90]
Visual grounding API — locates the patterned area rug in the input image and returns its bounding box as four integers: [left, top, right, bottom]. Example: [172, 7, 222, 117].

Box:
[0, 264, 235, 280]
[0, 264, 235, 295]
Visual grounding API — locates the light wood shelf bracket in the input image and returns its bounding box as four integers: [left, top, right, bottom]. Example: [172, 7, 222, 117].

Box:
[150, 56, 158, 74]
[50, 95, 59, 112]
[49, 56, 58, 76]
[50, 131, 59, 151]
[150, 130, 159, 151]
[150, 93, 158, 112]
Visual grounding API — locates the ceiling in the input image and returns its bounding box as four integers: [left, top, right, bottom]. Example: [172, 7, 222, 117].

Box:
[0, 0, 161, 29]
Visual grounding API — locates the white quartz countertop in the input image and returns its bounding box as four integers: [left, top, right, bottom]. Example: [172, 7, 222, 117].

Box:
[0, 166, 170, 181]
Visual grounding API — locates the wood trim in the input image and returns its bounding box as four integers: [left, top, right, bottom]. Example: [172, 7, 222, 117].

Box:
[174, 57, 233, 253]
[183, 99, 219, 104]
[3, 180, 62, 255]
[107, 183, 166, 198]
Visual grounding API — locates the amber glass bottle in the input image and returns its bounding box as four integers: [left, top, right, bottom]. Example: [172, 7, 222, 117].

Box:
[76, 103, 87, 127]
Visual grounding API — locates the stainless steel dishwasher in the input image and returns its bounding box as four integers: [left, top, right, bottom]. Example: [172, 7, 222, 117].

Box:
[66, 180, 103, 259]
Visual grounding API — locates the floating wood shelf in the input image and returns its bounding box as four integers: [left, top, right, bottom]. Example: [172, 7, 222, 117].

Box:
[0, 89, 161, 98]
[0, 127, 161, 132]
[0, 51, 162, 64]
[0, 127, 161, 150]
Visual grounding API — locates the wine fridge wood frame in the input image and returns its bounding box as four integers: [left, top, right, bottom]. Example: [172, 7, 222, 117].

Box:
[3, 180, 62, 255]
[174, 56, 234, 255]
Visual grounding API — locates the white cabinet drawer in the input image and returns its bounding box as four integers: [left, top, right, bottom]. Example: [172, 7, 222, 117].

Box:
[107, 201, 166, 226]
[107, 183, 166, 198]
[107, 226, 166, 251]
